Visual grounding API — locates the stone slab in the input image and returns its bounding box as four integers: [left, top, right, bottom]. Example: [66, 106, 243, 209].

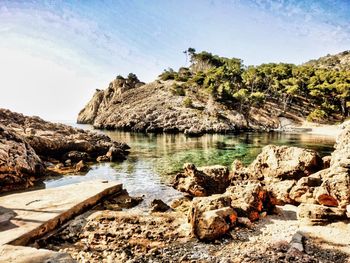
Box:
[0, 244, 75, 263]
[0, 181, 122, 246]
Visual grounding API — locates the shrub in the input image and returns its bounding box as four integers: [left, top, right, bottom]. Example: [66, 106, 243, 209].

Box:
[170, 84, 186, 96]
[159, 68, 178, 81]
[307, 109, 327, 122]
[183, 97, 193, 108]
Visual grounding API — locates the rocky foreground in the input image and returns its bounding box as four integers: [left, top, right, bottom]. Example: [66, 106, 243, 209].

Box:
[0, 108, 129, 193]
[35, 122, 350, 262]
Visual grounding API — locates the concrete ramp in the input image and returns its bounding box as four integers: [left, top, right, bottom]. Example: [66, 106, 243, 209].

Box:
[0, 181, 122, 246]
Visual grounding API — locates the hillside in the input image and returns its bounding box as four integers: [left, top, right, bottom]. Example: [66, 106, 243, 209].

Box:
[78, 50, 350, 134]
[305, 50, 350, 71]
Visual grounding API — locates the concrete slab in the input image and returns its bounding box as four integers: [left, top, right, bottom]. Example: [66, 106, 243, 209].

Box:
[0, 244, 75, 263]
[0, 181, 122, 246]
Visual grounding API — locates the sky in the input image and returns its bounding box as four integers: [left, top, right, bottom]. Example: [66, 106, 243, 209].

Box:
[0, 0, 349, 121]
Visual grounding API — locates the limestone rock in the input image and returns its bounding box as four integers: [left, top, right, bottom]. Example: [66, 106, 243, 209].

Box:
[247, 145, 323, 182]
[225, 183, 268, 221]
[188, 195, 236, 240]
[150, 199, 171, 213]
[297, 203, 346, 223]
[173, 163, 230, 197]
[0, 125, 44, 192]
[266, 180, 296, 205]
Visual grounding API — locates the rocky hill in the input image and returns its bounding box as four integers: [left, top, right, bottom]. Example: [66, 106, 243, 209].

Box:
[305, 50, 350, 71]
[78, 50, 350, 134]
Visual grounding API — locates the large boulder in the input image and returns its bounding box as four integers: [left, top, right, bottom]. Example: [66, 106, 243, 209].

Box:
[247, 145, 323, 182]
[225, 183, 269, 221]
[188, 195, 236, 240]
[0, 125, 44, 192]
[173, 163, 230, 197]
[297, 203, 346, 224]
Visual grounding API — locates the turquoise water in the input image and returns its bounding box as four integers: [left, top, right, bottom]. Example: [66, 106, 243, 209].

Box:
[44, 130, 335, 207]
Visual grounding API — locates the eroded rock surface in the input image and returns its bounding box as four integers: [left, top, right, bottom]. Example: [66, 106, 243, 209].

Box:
[0, 108, 129, 192]
[0, 125, 45, 192]
[173, 163, 230, 197]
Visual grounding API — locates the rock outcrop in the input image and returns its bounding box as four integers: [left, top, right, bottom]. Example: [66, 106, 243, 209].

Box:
[77, 74, 285, 133]
[173, 163, 230, 197]
[0, 108, 130, 192]
[0, 125, 44, 192]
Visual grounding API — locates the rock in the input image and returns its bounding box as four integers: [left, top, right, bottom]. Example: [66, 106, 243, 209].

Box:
[75, 160, 90, 173]
[247, 145, 323, 181]
[0, 109, 129, 163]
[322, 155, 331, 169]
[194, 207, 236, 240]
[225, 183, 268, 221]
[77, 75, 280, 133]
[188, 195, 236, 240]
[62, 151, 90, 162]
[96, 155, 110, 162]
[0, 125, 45, 193]
[106, 146, 126, 161]
[297, 203, 346, 223]
[150, 199, 171, 212]
[288, 173, 322, 204]
[65, 159, 72, 167]
[173, 163, 230, 197]
[236, 217, 253, 228]
[266, 180, 296, 205]
[288, 232, 304, 252]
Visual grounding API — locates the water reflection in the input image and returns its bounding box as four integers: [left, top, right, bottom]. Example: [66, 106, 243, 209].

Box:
[45, 130, 335, 208]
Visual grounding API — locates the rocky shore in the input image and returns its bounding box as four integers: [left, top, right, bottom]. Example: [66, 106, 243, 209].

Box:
[34, 121, 350, 262]
[0, 108, 129, 193]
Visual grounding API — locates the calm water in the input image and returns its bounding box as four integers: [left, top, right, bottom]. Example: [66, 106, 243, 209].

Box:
[44, 128, 335, 207]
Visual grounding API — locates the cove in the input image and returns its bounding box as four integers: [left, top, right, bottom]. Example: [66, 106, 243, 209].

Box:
[44, 130, 335, 208]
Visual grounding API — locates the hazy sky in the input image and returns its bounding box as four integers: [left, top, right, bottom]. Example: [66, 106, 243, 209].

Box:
[0, 0, 349, 120]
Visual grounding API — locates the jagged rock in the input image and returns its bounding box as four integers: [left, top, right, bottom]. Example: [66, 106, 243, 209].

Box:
[297, 203, 346, 223]
[63, 151, 90, 162]
[151, 199, 171, 212]
[0, 108, 130, 192]
[225, 183, 268, 221]
[188, 195, 236, 240]
[75, 160, 90, 173]
[0, 125, 45, 192]
[247, 145, 323, 182]
[173, 163, 230, 197]
[288, 173, 323, 204]
[266, 180, 296, 205]
[77, 75, 280, 133]
[0, 109, 129, 163]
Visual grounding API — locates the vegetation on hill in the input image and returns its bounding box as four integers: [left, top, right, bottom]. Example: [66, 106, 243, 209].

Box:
[159, 48, 350, 123]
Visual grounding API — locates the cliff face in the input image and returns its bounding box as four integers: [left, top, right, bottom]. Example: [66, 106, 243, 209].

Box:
[77, 79, 291, 134]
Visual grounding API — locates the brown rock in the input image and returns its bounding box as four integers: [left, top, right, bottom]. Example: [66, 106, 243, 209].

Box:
[150, 199, 171, 213]
[173, 163, 230, 197]
[247, 145, 323, 181]
[322, 155, 331, 169]
[75, 160, 90, 173]
[297, 203, 346, 223]
[266, 180, 296, 205]
[188, 195, 237, 240]
[225, 183, 268, 221]
[0, 125, 44, 193]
